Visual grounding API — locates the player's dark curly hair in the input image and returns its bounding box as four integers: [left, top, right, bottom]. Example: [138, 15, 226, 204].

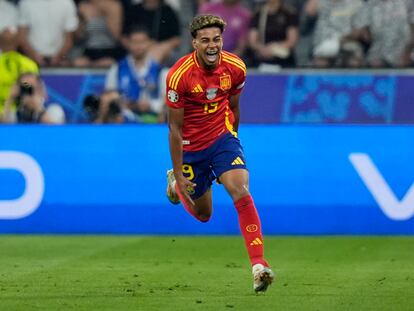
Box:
[190, 15, 226, 38]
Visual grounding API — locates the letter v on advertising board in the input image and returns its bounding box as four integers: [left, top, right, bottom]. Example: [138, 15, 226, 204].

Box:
[349, 153, 414, 221]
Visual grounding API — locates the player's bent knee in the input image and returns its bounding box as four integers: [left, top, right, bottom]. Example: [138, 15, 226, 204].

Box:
[227, 184, 250, 202]
[197, 213, 211, 223]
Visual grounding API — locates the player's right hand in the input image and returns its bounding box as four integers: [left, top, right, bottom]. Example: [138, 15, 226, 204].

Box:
[175, 174, 196, 208]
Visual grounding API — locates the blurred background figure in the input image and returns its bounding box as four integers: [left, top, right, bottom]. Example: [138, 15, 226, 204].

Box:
[357, 0, 412, 68]
[0, 15, 39, 120]
[18, 0, 79, 66]
[72, 0, 125, 67]
[248, 0, 299, 69]
[96, 90, 135, 124]
[304, 0, 366, 68]
[123, 0, 181, 65]
[3, 73, 66, 124]
[199, 0, 251, 59]
[82, 90, 136, 124]
[81, 93, 101, 123]
[105, 26, 163, 123]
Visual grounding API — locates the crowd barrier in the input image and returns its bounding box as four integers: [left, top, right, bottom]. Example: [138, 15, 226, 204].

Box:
[41, 69, 414, 124]
[1, 125, 413, 234]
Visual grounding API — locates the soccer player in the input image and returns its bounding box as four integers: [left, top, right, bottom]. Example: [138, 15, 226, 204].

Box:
[165, 15, 274, 292]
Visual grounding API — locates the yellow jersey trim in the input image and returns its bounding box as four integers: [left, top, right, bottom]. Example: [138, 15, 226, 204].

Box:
[169, 57, 194, 89]
[222, 56, 246, 75]
[225, 109, 237, 137]
[171, 60, 194, 90]
[222, 52, 245, 66]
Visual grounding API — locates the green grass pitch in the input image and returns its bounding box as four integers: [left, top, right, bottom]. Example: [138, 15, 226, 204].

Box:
[0, 236, 413, 311]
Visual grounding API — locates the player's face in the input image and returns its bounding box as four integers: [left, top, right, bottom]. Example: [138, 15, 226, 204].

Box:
[193, 27, 223, 69]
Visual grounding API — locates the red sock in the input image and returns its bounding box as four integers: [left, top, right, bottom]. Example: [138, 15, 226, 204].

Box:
[235, 195, 268, 267]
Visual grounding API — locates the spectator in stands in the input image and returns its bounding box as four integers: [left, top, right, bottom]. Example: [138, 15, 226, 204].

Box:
[73, 0, 125, 67]
[18, 0, 79, 66]
[123, 0, 181, 64]
[105, 26, 163, 123]
[248, 0, 299, 69]
[304, 0, 366, 68]
[0, 23, 38, 120]
[81, 94, 101, 123]
[96, 90, 136, 123]
[199, 0, 251, 58]
[357, 0, 411, 68]
[82, 90, 136, 123]
[3, 73, 66, 124]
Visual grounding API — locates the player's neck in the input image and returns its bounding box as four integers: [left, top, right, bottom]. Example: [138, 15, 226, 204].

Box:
[202, 63, 218, 71]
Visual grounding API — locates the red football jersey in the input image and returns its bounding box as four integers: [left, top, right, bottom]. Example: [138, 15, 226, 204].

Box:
[166, 51, 246, 151]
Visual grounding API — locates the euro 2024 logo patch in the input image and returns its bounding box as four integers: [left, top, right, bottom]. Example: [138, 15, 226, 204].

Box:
[168, 89, 179, 103]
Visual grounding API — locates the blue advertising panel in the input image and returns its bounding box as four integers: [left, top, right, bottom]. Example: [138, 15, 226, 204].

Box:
[280, 74, 395, 123]
[0, 125, 413, 234]
[41, 71, 414, 124]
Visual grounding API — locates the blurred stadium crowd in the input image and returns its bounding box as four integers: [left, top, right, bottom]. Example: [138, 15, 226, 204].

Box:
[1, 0, 414, 124]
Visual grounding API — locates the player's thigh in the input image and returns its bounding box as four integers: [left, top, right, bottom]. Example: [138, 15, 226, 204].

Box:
[212, 133, 248, 183]
[210, 133, 251, 200]
[219, 168, 250, 201]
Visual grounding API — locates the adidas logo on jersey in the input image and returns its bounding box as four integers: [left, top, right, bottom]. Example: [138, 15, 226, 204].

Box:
[250, 238, 263, 246]
[231, 157, 245, 165]
[191, 84, 203, 93]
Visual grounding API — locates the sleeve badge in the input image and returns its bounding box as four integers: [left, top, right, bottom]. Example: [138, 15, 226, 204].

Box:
[167, 89, 179, 103]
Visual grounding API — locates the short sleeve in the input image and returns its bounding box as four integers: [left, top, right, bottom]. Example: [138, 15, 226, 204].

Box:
[228, 57, 247, 96]
[165, 68, 185, 109]
[21, 56, 39, 73]
[64, 0, 79, 32]
[229, 71, 246, 96]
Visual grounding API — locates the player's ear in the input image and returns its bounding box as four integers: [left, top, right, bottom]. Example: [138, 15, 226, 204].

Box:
[192, 38, 197, 50]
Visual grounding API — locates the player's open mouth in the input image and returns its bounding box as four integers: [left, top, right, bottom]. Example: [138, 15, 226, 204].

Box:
[206, 50, 218, 62]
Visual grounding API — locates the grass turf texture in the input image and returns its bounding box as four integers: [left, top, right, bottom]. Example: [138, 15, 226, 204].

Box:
[0, 236, 413, 311]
